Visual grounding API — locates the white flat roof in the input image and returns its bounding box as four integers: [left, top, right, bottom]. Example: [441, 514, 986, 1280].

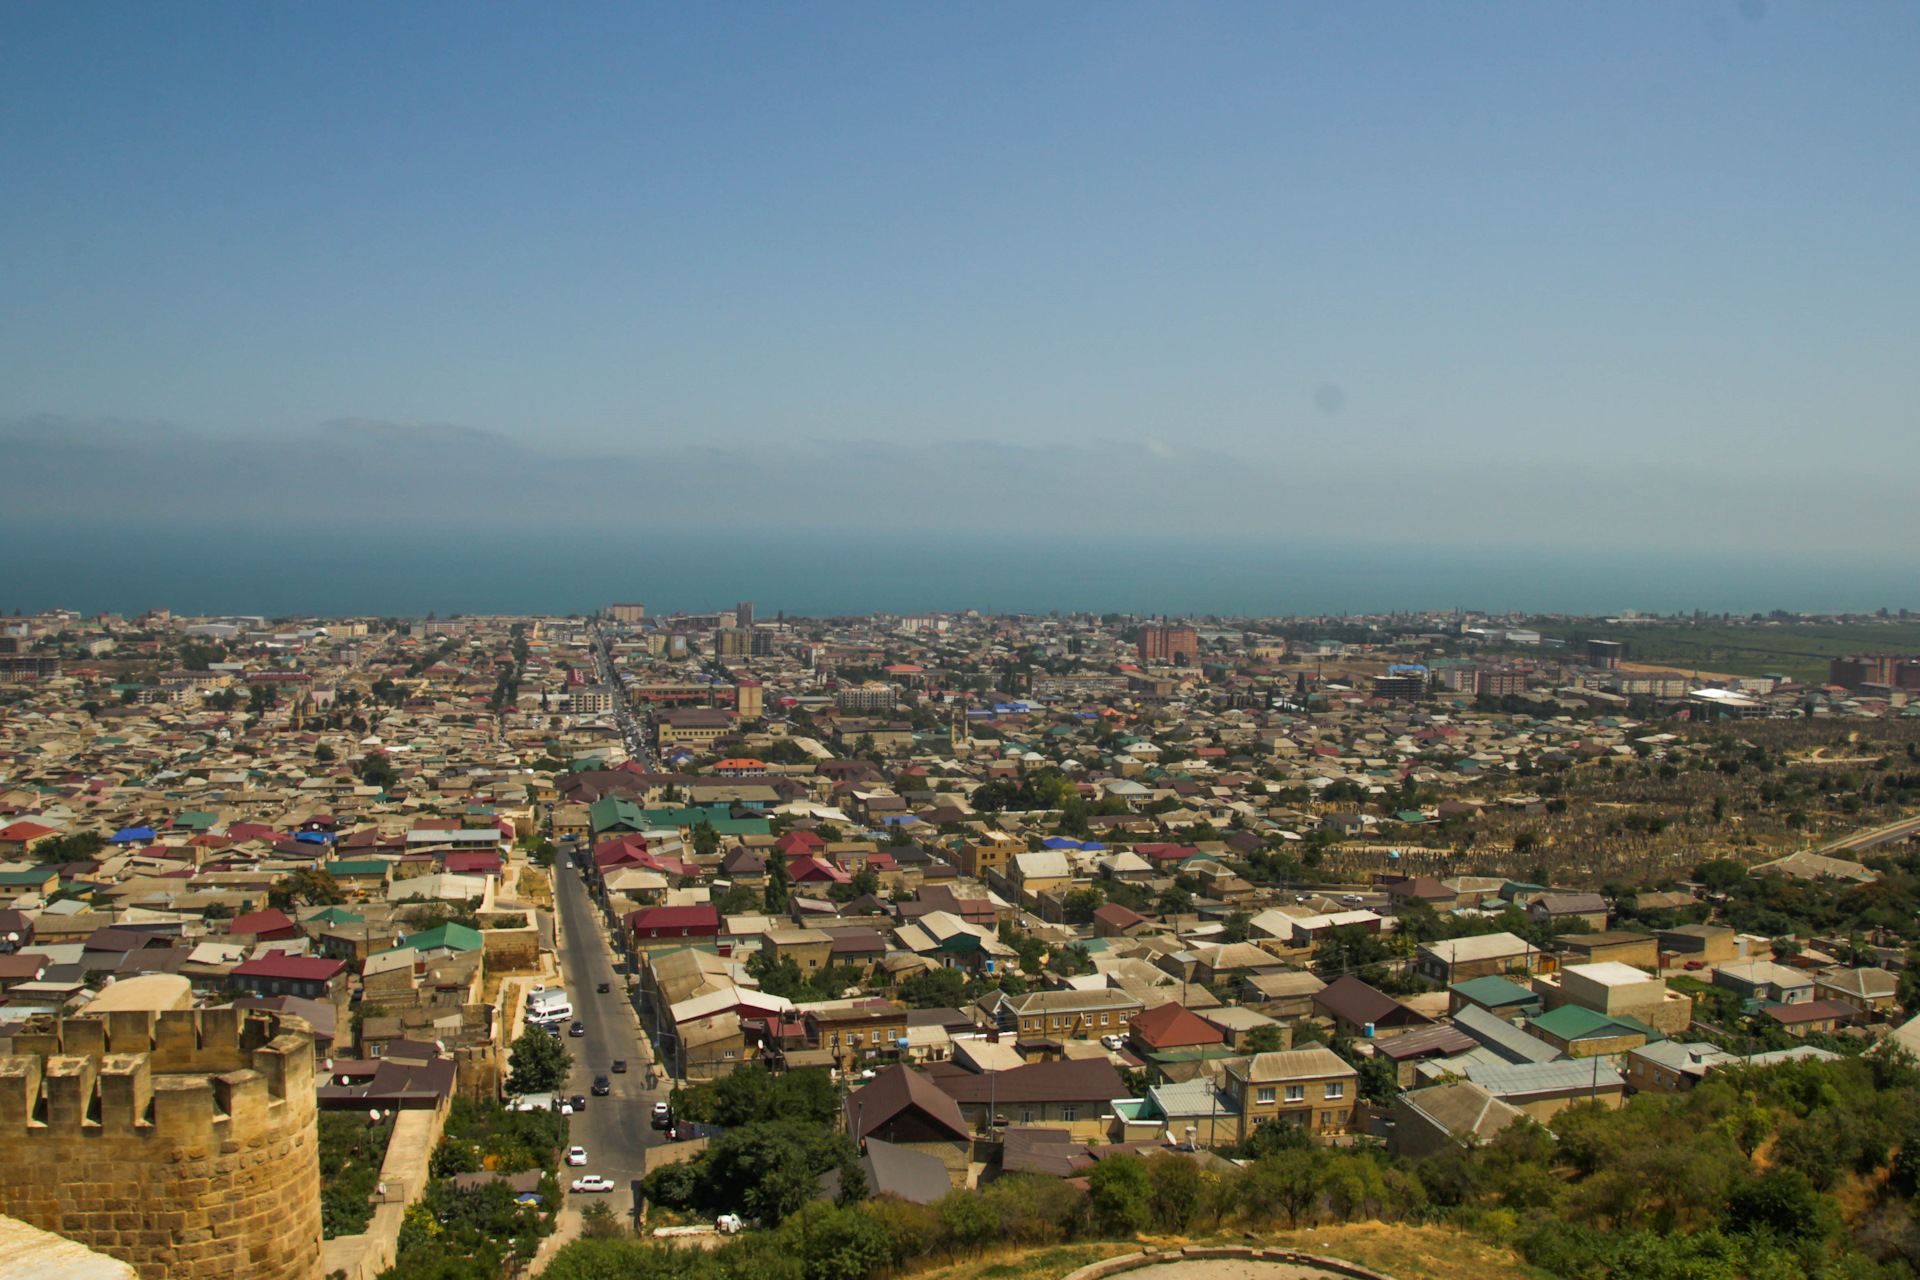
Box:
[1566, 960, 1658, 986]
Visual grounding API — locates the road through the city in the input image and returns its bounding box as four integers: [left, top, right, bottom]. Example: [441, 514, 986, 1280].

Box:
[551, 852, 665, 1222]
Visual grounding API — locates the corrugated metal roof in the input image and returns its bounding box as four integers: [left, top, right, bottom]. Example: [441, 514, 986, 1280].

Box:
[1451, 1004, 1563, 1064]
[1465, 1059, 1622, 1096]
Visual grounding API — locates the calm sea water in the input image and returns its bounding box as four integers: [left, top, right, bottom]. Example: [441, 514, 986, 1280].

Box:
[1, 522, 1913, 619]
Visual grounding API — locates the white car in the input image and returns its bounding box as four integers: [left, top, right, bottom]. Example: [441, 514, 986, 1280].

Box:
[651, 1101, 671, 1121]
[571, 1175, 616, 1193]
[1100, 1035, 1126, 1050]
[566, 1146, 588, 1167]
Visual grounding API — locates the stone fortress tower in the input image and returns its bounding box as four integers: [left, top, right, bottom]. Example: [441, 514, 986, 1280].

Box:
[0, 974, 323, 1280]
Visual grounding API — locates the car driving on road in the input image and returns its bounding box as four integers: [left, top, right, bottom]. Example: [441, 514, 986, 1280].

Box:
[566, 1146, 587, 1166]
[571, 1175, 616, 1193]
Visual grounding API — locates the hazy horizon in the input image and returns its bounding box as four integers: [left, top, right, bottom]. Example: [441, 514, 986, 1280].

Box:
[3, 4, 1917, 592]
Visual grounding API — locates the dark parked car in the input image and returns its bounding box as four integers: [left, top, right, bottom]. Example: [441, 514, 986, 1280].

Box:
[610, 1060, 627, 1074]
[569, 1021, 586, 1037]
[597, 982, 611, 994]
[592, 1074, 611, 1096]
[570, 1094, 587, 1111]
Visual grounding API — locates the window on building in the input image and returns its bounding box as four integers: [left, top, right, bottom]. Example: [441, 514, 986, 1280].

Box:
[724, 1049, 737, 1059]
[1257, 1087, 1275, 1104]
[1021, 1108, 1035, 1124]
[1099, 1012, 1109, 1025]
[1325, 1082, 1344, 1099]
[1285, 1085, 1305, 1103]
[1061, 1106, 1077, 1121]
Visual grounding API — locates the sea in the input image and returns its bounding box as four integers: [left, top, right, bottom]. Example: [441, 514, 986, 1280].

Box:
[1, 521, 1914, 620]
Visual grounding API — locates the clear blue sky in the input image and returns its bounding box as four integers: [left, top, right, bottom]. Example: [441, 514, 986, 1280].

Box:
[2, 2, 1916, 476]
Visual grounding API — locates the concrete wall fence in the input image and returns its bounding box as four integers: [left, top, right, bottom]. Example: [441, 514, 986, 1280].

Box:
[1063, 1245, 1399, 1280]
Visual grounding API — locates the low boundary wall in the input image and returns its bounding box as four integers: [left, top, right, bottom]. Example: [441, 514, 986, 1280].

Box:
[319, 1103, 451, 1280]
[1062, 1244, 1397, 1280]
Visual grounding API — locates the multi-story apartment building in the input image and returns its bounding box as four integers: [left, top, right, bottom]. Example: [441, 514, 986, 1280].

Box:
[804, 1001, 909, 1070]
[1221, 1047, 1360, 1139]
[984, 988, 1144, 1044]
[836, 682, 898, 712]
[568, 685, 618, 715]
[654, 709, 734, 750]
[955, 831, 1020, 880]
[1138, 624, 1198, 665]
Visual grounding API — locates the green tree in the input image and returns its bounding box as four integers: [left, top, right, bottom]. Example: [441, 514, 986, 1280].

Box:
[31, 829, 107, 865]
[1240, 1149, 1324, 1228]
[1725, 1168, 1827, 1238]
[1145, 1152, 1204, 1231]
[1314, 924, 1395, 979]
[765, 852, 791, 913]
[897, 966, 973, 1009]
[507, 1027, 572, 1094]
[1086, 1153, 1151, 1236]
[1319, 1152, 1387, 1222]
[357, 750, 398, 790]
[934, 1188, 997, 1252]
[1694, 859, 1749, 892]
[1061, 887, 1105, 924]
[790, 1202, 894, 1280]
[268, 867, 345, 910]
[1244, 1024, 1285, 1054]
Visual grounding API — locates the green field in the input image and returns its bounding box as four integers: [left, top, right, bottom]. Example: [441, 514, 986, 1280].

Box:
[1524, 621, 1920, 683]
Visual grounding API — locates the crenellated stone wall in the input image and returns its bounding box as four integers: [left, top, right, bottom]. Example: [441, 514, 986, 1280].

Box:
[0, 1007, 322, 1280]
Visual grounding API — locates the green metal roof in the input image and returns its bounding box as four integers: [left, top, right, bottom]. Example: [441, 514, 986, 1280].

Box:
[1449, 975, 1539, 1007]
[1528, 1004, 1661, 1044]
[589, 796, 648, 834]
[324, 859, 391, 877]
[396, 922, 485, 954]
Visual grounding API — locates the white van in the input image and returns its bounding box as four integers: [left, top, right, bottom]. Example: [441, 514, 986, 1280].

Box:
[526, 991, 572, 1024]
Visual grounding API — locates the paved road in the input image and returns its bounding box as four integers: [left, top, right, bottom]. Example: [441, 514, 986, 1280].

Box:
[588, 625, 656, 770]
[1817, 816, 1920, 853]
[551, 854, 665, 1221]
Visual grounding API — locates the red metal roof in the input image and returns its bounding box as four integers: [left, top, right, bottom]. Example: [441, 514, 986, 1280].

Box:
[627, 905, 720, 931]
[228, 908, 298, 937]
[1130, 1001, 1226, 1050]
[232, 955, 347, 981]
